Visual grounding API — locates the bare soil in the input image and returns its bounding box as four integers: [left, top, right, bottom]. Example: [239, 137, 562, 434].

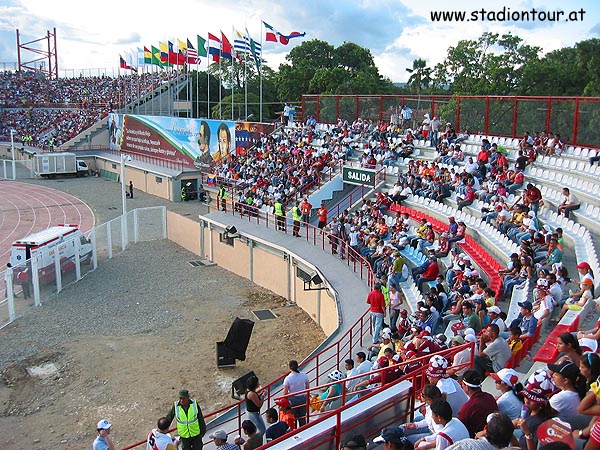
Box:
[0, 280, 325, 449]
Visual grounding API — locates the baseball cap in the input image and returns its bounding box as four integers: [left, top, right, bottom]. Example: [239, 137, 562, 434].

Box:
[522, 369, 554, 403]
[209, 429, 228, 440]
[577, 262, 591, 270]
[178, 389, 190, 398]
[488, 306, 501, 314]
[491, 368, 520, 387]
[97, 419, 112, 430]
[464, 334, 477, 343]
[518, 301, 533, 310]
[450, 335, 465, 345]
[373, 426, 406, 444]
[547, 360, 580, 380]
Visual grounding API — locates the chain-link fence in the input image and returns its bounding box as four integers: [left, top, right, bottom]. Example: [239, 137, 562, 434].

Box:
[0, 206, 166, 329]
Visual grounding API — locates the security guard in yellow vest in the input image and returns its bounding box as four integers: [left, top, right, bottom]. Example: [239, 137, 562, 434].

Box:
[291, 201, 302, 237]
[274, 200, 285, 231]
[166, 389, 206, 449]
[217, 185, 228, 211]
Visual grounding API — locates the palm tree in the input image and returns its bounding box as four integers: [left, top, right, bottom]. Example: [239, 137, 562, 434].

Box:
[406, 58, 432, 94]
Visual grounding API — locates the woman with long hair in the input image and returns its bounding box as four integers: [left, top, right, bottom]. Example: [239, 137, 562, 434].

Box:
[245, 375, 266, 435]
[555, 332, 583, 367]
[491, 368, 524, 419]
[580, 352, 600, 389]
[548, 360, 589, 429]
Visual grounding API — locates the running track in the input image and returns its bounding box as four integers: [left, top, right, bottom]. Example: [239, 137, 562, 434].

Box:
[0, 181, 95, 268]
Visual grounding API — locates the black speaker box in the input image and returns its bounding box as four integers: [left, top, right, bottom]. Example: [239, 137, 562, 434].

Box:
[223, 317, 254, 361]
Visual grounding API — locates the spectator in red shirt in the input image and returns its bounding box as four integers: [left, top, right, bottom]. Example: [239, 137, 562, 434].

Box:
[457, 370, 499, 437]
[416, 256, 440, 292]
[367, 282, 386, 344]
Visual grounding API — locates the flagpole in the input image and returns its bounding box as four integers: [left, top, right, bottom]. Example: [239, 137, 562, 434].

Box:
[260, 21, 263, 122]
[244, 27, 248, 120]
[231, 27, 234, 121]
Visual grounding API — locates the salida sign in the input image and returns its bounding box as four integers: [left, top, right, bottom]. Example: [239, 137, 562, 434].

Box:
[342, 166, 376, 187]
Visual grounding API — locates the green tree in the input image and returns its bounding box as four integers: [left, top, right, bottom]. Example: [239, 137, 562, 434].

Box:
[434, 32, 541, 95]
[406, 58, 432, 94]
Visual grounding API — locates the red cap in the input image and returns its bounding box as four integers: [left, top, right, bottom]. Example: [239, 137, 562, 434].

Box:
[577, 262, 591, 270]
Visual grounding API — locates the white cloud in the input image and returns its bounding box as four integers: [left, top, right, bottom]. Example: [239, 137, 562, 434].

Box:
[0, 0, 597, 81]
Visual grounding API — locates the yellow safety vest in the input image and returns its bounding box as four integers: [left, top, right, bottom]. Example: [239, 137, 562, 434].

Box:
[174, 400, 201, 438]
[274, 202, 283, 216]
[292, 206, 301, 221]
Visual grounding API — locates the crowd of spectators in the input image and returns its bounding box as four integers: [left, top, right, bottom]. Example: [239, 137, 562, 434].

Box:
[0, 70, 181, 147]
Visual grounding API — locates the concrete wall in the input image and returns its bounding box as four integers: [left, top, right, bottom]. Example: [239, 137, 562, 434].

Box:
[165, 214, 339, 337]
[166, 211, 201, 256]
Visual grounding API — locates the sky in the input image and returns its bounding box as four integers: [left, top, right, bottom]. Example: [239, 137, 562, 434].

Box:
[0, 0, 598, 82]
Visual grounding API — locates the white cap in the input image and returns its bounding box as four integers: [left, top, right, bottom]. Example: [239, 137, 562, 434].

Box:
[488, 306, 501, 314]
[464, 334, 477, 343]
[97, 419, 112, 430]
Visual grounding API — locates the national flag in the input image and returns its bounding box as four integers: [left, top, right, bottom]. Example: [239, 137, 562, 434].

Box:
[197, 35, 208, 58]
[186, 39, 198, 64]
[137, 48, 146, 67]
[262, 21, 306, 45]
[263, 21, 278, 43]
[168, 41, 185, 65]
[178, 39, 187, 54]
[127, 51, 138, 72]
[159, 42, 169, 63]
[208, 33, 221, 62]
[220, 32, 233, 60]
[278, 31, 306, 45]
[144, 47, 152, 64]
[249, 35, 261, 72]
[119, 55, 132, 70]
[207, 174, 216, 185]
[151, 45, 163, 67]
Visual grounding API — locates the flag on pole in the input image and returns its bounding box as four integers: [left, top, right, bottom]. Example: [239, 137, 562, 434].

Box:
[159, 42, 169, 64]
[144, 47, 152, 64]
[127, 50, 138, 72]
[137, 48, 145, 67]
[208, 33, 221, 62]
[151, 45, 163, 67]
[220, 32, 234, 60]
[119, 55, 132, 70]
[262, 21, 306, 45]
[197, 35, 208, 58]
[186, 39, 198, 64]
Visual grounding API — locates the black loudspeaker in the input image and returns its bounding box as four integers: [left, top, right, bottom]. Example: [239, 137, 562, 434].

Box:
[231, 370, 257, 399]
[310, 271, 323, 285]
[223, 317, 254, 361]
[216, 342, 236, 369]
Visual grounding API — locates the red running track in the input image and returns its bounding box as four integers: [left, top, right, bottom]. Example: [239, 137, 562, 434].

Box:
[0, 181, 95, 268]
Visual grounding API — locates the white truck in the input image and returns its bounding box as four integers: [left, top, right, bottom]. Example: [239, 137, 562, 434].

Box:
[33, 152, 90, 178]
[10, 225, 93, 282]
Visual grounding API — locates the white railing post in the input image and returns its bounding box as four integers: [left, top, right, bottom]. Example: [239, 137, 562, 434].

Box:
[31, 256, 41, 307]
[134, 209, 139, 243]
[162, 206, 167, 239]
[75, 236, 82, 281]
[107, 221, 113, 259]
[121, 214, 127, 251]
[5, 268, 15, 322]
[91, 229, 98, 270]
[54, 248, 62, 294]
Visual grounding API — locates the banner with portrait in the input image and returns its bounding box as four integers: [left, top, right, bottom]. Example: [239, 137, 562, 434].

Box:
[108, 113, 235, 168]
[234, 122, 276, 156]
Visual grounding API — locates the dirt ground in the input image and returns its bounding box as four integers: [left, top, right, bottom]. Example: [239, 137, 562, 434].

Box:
[0, 276, 326, 449]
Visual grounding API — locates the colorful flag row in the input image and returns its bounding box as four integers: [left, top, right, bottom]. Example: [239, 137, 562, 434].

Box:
[118, 22, 305, 70]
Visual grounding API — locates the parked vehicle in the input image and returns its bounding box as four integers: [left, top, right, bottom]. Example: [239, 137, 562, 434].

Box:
[33, 152, 89, 178]
[10, 225, 92, 282]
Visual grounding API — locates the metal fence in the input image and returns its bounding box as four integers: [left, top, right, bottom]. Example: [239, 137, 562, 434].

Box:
[301, 94, 600, 148]
[0, 206, 166, 329]
[0, 158, 33, 180]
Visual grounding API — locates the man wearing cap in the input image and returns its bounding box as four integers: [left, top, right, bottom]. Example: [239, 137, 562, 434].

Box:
[373, 426, 410, 450]
[93, 419, 115, 450]
[532, 286, 553, 324]
[458, 370, 499, 437]
[474, 324, 512, 378]
[487, 306, 506, 332]
[166, 389, 206, 450]
[516, 301, 538, 340]
[446, 335, 471, 379]
[209, 429, 237, 450]
[367, 282, 386, 345]
[147, 417, 180, 450]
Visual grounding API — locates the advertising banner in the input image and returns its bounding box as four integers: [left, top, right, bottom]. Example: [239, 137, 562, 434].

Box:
[234, 122, 275, 156]
[108, 113, 235, 168]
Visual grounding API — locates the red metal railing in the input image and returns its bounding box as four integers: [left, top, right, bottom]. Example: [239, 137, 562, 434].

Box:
[301, 94, 600, 148]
